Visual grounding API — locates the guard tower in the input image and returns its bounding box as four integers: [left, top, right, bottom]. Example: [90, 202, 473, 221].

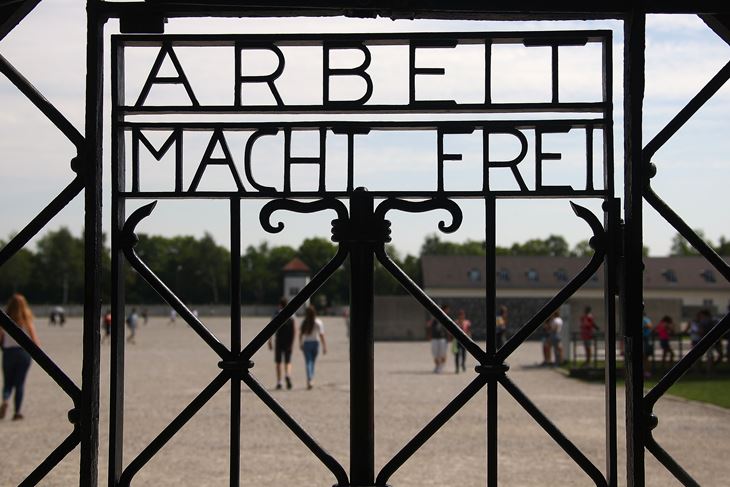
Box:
[282, 258, 311, 312]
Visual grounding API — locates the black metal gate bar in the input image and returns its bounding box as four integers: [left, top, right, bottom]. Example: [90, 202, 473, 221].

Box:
[622, 8, 646, 487]
[601, 29, 618, 487]
[81, 1, 104, 483]
[349, 189, 376, 485]
[603, 198, 620, 487]
[484, 196, 498, 487]
[109, 28, 126, 487]
[230, 196, 242, 487]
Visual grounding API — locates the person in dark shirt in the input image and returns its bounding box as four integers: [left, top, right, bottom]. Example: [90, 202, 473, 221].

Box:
[268, 297, 296, 390]
[426, 304, 451, 373]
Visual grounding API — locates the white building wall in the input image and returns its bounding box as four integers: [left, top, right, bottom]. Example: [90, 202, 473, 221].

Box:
[284, 275, 310, 311]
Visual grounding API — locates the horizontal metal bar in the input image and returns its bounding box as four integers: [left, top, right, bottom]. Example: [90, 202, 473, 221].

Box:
[376, 373, 488, 485]
[241, 245, 349, 360]
[100, 2, 730, 20]
[375, 245, 488, 363]
[499, 376, 607, 486]
[118, 190, 609, 200]
[0, 310, 81, 401]
[118, 372, 229, 486]
[242, 373, 349, 486]
[0, 176, 84, 268]
[121, 203, 231, 359]
[644, 60, 730, 160]
[0, 53, 85, 149]
[113, 30, 612, 45]
[120, 102, 608, 115]
[645, 434, 700, 487]
[21, 429, 80, 486]
[121, 119, 609, 130]
[644, 312, 730, 408]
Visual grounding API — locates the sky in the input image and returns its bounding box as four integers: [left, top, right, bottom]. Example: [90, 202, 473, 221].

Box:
[0, 2, 729, 257]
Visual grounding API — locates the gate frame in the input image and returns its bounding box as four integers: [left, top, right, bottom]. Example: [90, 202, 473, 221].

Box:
[1, 1, 730, 486]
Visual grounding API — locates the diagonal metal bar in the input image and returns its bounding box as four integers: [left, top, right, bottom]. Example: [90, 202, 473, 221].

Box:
[0, 53, 85, 149]
[645, 434, 700, 487]
[644, 187, 730, 282]
[242, 373, 349, 486]
[499, 376, 607, 487]
[643, 60, 730, 161]
[497, 203, 605, 362]
[645, 312, 730, 408]
[118, 371, 229, 487]
[240, 245, 349, 360]
[376, 373, 489, 486]
[20, 429, 80, 487]
[374, 245, 487, 363]
[121, 202, 231, 359]
[0, 310, 81, 401]
[0, 176, 84, 268]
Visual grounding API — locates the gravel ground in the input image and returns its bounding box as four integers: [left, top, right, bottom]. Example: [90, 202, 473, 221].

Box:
[1, 316, 729, 486]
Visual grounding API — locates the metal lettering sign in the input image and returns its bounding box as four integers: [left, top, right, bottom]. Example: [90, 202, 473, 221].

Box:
[113, 31, 613, 199]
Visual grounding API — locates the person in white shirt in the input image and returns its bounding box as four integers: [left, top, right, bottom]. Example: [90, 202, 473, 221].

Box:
[549, 310, 564, 365]
[299, 305, 327, 390]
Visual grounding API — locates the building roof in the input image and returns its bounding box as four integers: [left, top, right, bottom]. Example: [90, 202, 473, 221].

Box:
[282, 257, 310, 273]
[422, 255, 730, 291]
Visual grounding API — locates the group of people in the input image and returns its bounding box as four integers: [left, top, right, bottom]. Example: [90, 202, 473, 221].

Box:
[268, 299, 327, 390]
[642, 308, 724, 377]
[426, 305, 509, 374]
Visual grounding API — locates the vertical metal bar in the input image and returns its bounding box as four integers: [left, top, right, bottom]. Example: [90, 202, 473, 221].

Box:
[551, 44, 559, 104]
[603, 32, 618, 487]
[623, 9, 646, 487]
[485, 196, 498, 487]
[349, 188, 375, 485]
[604, 198, 619, 487]
[81, 1, 103, 485]
[484, 40, 492, 105]
[110, 35, 126, 487]
[230, 197, 241, 487]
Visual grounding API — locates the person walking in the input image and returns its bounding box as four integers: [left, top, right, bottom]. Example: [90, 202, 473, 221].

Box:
[0, 294, 40, 420]
[126, 308, 139, 344]
[453, 309, 471, 373]
[642, 311, 654, 378]
[549, 310, 564, 366]
[299, 305, 327, 390]
[102, 309, 112, 344]
[496, 305, 508, 349]
[426, 304, 450, 373]
[268, 298, 296, 390]
[655, 315, 675, 368]
[579, 306, 599, 367]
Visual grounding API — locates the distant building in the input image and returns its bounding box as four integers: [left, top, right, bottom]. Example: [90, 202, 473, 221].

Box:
[374, 255, 729, 341]
[282, 258, 310, 313]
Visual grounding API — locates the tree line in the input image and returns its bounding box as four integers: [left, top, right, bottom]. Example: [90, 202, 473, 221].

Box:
[1, 228, 728, 306]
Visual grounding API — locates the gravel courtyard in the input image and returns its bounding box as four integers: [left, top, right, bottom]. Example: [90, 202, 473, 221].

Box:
[1, 315, 729, 486]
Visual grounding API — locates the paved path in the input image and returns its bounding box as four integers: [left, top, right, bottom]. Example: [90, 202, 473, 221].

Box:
[1, 316, 729, 485]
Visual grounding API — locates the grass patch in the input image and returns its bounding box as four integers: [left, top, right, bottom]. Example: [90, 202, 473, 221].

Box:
[562, 361, 730, 409]
[643, 377, 730, 409]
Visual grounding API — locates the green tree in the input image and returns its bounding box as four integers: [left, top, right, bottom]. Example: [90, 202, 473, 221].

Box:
[510, 235, 569, 256]
[33, 227, 84, 304]
[670, 230, 706, 256]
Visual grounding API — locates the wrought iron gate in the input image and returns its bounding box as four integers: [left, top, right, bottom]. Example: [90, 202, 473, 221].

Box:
[0, 2, 729, 487]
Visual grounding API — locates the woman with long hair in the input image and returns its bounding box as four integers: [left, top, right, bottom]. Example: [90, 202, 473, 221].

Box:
[299, 305, 327, 390]
[1, 293, 39, 420]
